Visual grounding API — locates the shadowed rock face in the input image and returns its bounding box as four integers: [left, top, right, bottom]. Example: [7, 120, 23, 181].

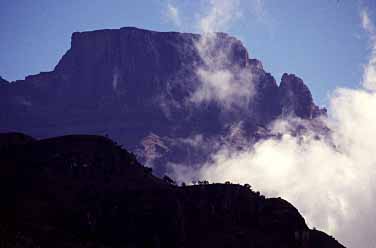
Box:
[0, 27, 326, 173]
[279, 73, 327, 119]
[0, 134, 344, 248]
[0, 76, 8, 84]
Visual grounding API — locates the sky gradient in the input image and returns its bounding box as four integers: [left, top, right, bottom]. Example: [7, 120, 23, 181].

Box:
[0, 0, 374, 106]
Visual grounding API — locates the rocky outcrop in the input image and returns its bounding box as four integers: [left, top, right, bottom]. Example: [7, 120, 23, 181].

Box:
[0, 27, 326, 173]
[279, 73, 327, 118]
[0, 133, 344, 248]
[0, 76, 8, 84]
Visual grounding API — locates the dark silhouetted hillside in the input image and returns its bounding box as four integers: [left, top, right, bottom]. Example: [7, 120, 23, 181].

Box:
[1, 133, 344, 248]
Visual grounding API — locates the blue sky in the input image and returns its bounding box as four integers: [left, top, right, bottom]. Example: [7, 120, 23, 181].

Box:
[0, 0, 374, 106]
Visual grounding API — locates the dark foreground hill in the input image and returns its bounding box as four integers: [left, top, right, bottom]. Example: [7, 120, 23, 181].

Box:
[1, 133, 344, 248]
[0, 27, 327, 174]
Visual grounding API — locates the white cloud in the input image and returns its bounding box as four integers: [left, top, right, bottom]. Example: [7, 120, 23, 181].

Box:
[161, 0, 269, 109]
[362, 54, 376, 91]
[361, 9, 376, 91]
[170, 7, 376, 248]
[197, 0, 242, 33]
[361, 9, 375, 35]
[165, 2, 181, 28]
[172, 87, 376, 248]
[189, 0, 256, 109]
[191, 65, 255, 109]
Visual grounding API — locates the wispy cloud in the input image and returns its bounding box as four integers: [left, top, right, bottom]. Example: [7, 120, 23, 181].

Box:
[165, 2, 181, 28]
[252, 0, 265, 19]
[159, 0, 269, 110]
[189, 0, 256, 109]
[191, 65, 254, 109]
[361, 9, 376, 35]
[361, 9, 376, 91]
[197, 0, 242, 33]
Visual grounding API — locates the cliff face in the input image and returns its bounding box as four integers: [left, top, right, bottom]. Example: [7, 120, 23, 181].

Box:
[0, 134, 344, 248]
[0, 27, 326, 173]
[279, 73, 327, 119]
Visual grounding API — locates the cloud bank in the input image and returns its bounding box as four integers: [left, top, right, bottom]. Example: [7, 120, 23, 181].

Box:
[186, 86, 376, 248]
[167, 3, 376, 248]
[172, 69, 376, 248]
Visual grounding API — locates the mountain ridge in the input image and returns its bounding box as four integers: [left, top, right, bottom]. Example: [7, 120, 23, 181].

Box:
[0, 27, 327, 173]
[1, 132, 344, 248]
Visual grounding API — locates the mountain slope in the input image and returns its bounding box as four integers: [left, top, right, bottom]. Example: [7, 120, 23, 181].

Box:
[0, 27, 326, 173]
[1, 133, 344, 248]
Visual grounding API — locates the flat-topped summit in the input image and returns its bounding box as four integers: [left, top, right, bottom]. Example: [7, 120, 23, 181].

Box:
[0, 27, 326, 173]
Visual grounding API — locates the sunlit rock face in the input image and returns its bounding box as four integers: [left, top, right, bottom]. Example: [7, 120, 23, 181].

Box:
[0, 27, 325, 173]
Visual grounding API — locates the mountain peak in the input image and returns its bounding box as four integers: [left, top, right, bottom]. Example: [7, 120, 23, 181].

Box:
[249, 58, 263, 70]
[1, 27, 327, 173]
[0, 76, 8, 84]
[279, 73, 325, 119]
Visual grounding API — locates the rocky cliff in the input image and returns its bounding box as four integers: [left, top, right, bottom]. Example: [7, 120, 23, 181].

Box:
[279, 73, 326, 119]
[0, 27, 326, 173]
[0, 133, 344, 248]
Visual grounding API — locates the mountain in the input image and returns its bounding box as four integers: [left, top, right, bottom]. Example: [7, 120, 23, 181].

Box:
[279, 73, 326, 119]
[0, 27, 326, 173]
[0, 133, 344, 248]
[0, 76, 9, 84]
